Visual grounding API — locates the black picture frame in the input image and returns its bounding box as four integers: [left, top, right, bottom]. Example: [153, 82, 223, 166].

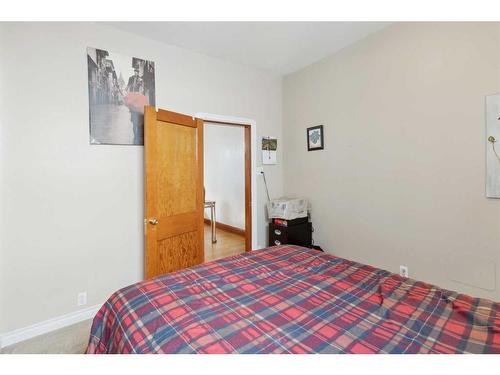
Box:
[307, 125, 324, 151]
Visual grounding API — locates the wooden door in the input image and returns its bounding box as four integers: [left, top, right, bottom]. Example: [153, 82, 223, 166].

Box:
[144, 106, 204, 279]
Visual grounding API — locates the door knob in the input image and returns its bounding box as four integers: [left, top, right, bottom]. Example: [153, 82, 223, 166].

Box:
[148, 218, 159, 225]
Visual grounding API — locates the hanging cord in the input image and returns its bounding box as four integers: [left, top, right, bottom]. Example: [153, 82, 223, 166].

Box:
[260, 170, 271, 202]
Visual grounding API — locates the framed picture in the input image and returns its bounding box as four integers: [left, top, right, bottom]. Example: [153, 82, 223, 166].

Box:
[486, 94, 500, 198]
[87, 47, 156, 146]
[262, 136, 277, 165]
[307, 125, 324, 151]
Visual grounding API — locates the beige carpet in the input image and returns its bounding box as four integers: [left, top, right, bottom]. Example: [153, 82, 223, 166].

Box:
[0, 319, 92, 354]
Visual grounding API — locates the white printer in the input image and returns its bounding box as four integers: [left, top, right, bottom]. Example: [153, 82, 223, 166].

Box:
[267, 197, 309, 220]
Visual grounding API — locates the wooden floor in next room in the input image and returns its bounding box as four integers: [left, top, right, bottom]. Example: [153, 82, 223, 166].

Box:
[204, 223, 246, 262]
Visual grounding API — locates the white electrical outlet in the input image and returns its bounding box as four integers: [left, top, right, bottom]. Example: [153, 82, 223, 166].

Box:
[77, 292, 87, 306]
[399, 265, 409, 278]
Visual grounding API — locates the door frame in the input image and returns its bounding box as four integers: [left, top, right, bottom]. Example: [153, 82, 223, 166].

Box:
[196, 113, 257, 251]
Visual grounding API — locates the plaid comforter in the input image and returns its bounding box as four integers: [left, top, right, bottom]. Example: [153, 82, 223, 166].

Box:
[86, 245, 500, 354]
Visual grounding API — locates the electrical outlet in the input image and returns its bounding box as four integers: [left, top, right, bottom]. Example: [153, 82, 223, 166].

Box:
[77, 292, 87, 306]
[399, 265, 409, 278]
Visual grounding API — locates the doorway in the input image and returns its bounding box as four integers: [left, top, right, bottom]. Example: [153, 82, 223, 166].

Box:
[203, 121, 251, 262]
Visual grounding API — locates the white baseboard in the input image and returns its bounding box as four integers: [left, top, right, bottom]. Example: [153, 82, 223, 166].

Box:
[0, 304, 101, 349]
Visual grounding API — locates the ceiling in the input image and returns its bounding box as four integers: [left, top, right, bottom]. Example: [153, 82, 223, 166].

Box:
[106, 22, 390, 76]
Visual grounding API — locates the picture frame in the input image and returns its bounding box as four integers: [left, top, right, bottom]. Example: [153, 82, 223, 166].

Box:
[307, 125, 324, 151]
[262, 136, 278, 165]
[87, 47, 156, 146]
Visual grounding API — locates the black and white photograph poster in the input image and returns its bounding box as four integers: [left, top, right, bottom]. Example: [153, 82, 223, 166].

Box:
[87, 47, 156, 145]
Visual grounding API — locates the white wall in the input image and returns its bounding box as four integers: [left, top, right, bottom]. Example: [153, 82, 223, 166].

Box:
[0, 24, 6, 333]
[204, 124, 245, 229]
[0, 22, 283, 333]
[283, 22, 500, 302]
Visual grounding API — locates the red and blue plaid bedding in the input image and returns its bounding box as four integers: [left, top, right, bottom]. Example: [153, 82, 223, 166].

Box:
[86, 245, 500, 354]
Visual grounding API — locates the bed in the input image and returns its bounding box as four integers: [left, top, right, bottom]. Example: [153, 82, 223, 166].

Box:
[86, 245, 500, 354]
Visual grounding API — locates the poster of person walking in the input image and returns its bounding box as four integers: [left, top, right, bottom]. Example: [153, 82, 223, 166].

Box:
[87, 47, 156, 145]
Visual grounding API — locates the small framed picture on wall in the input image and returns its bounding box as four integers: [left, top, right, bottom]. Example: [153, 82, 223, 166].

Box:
[307, 125, 324, 151]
